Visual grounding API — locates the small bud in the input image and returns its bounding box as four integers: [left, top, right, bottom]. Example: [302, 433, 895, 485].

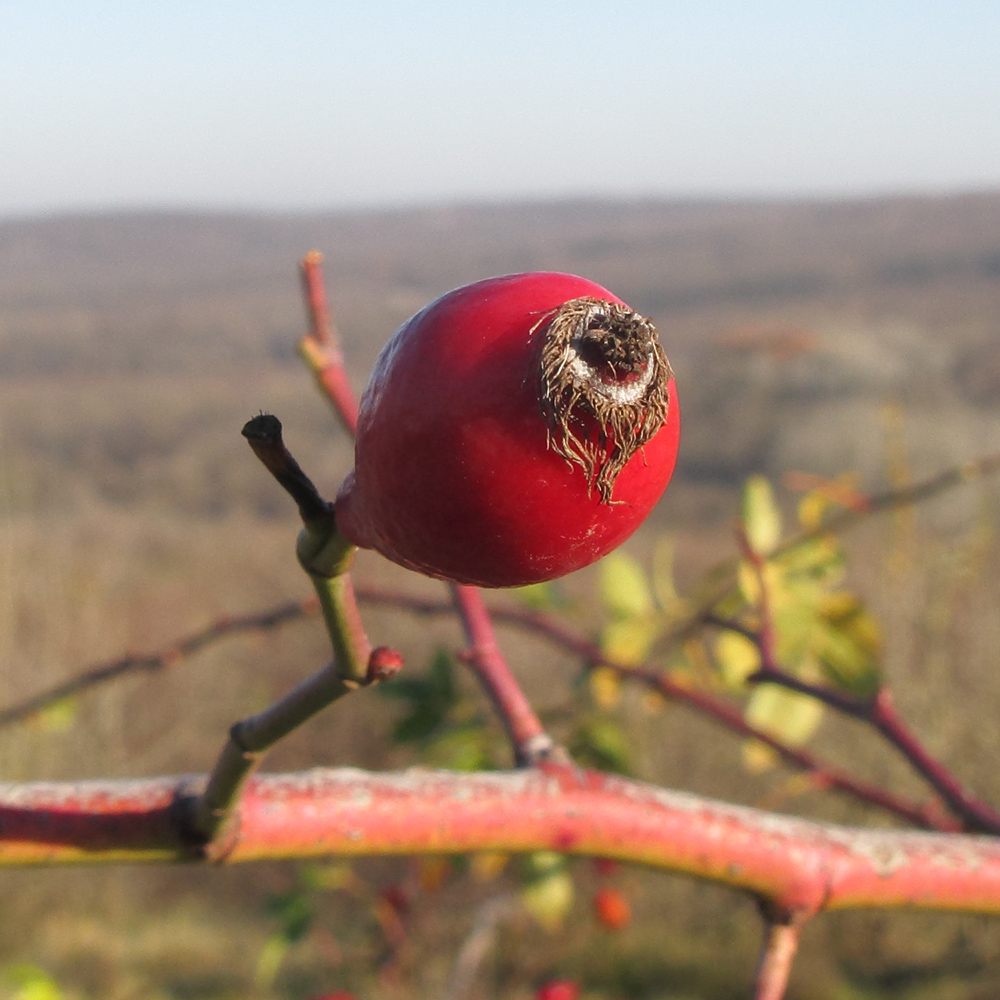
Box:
[366, 646, 403, 684]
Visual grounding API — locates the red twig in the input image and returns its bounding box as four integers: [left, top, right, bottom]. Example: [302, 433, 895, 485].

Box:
[0, 586, 950, 829]
[298, 252, 555, 766]
[736, 528, 1000, 835]
[0, 599, 318, 728]
[753, 916, 804, 1000]
[450, 584, 562, 766]
[299, 250, 359, 437]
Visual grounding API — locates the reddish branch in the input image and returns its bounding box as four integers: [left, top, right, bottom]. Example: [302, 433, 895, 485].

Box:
[736, 530, 1000, 835]
[450, 584, 565, 766]
[0, 599, 318, 728]
[0, 586, 954, 831]
[299, 251, 555, 767]
[1, 767, 999, 918]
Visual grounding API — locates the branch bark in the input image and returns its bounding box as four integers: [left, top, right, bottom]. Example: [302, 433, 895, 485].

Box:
[2, 767, 999, 919]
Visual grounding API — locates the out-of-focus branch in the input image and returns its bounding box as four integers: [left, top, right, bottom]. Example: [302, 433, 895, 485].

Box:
[753, 915, 804, 1000]
[0, 598, 317, 729]
[735, 528, 1000, 835]
[659, 450, 1000, 656]
[0, 585, 950, 831]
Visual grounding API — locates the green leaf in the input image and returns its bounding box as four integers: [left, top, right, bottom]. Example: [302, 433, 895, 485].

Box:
[569, 716, 631, 775]
[511, 582, 560, 610]
[741, 475, 782, 556]
[424, 725, 495, 771]
[264, 890, 313, 943]
[599, 550, 654, 618]
[815, 595, 882, 697]
[0, 965, 63, 1000]
[379, 649, 458, 744]
[651, 534, 682, 611]
[599, 615, 661, 667]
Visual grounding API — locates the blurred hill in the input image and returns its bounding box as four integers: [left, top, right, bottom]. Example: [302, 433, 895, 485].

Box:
[2, 192, 999, 526]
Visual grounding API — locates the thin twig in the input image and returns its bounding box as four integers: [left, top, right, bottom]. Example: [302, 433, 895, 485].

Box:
[753, 914, 805, 1000]
[297, 251, 559, 767]
[658, 450, 1000, 657]
[451, 584, 565, 766]
[735, 526, 1000, 835]
[0, 585, 951, 830]
[298, 250, 359, 437]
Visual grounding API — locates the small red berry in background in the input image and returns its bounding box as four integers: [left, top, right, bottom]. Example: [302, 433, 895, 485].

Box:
[535, 979, 581, 1000]
[591, 856, 621, 878]
[593, 886, 632, 931]
[336, 272, 679, 587]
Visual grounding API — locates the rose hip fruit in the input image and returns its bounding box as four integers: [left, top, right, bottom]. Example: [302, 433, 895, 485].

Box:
[336, 272, 679, 587]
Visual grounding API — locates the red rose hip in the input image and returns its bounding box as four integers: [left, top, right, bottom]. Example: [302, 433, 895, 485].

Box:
[335, 272, 679, 587]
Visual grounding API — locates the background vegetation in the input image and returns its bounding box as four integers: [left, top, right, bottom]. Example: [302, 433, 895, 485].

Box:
[2, 192, 1000, 998]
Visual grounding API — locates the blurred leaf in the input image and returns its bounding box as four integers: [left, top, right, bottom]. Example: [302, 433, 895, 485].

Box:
[254, 933, 290, 990]
[742, 740, 779, 774]
[599, 615, 661, 667]
[300, 862, 357, 892]
[0, 966, 62, 1000]
[588, 666, 622, 709]
[264, 890, 313, 943]
[797, 489, 829, 531]
[24, 698, 77, 733]
[379, 649, 458, 744]
[522, 853, 574, 932]
[599, 550, 654, 618]
[714, 632, 760, 689]
[744, 677, 825, 760]
[741, 475, 782, 556]
[651, 535, 682, 611]
[737, 558, 783, 606]
[570, 716, 631, 775]
[776, 535, 845, 584]
[511, 581, 560, 610]
[816, 594, 882, 697]
[470, 851, 509, 881]
[424, 725, 494, 771]
[418, 856, 452, 893]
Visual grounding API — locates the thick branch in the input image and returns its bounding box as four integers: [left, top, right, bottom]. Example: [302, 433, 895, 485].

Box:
[1, 768, 999, 919]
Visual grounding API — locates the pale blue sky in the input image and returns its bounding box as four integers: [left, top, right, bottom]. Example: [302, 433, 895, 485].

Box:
[1, 1, 998, 216]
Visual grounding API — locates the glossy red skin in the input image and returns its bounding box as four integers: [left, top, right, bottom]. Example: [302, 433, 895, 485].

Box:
[336, 272, 680, 588]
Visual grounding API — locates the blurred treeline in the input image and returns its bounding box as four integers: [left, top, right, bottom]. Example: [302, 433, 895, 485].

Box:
[1, 195, 999, 999]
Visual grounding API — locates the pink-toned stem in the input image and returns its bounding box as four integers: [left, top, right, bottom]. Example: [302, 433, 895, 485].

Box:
[450, 584, 560, 766]
[298, 252, 554, 765]
[3, 767, 1000, 919]
[753, 918, 803, 1000]
[299, 251, 359, 437]
[870, 688, 1000, 834]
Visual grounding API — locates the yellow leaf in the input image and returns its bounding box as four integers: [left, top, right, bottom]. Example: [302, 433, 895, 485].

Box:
[714, 632, 761, 689]
[589, 666, 622, 709]
[24, 698, 77, 733]
[599, 550, 653, 618]
[651, 535, 681, 610]
[470, 852, 509, 882]
[600, 616, 660, 666]
[742, 740, 779, 774]
[522, 869, 574, 932]
[741, 475, 782, 556]
[745, 683, 824, 749]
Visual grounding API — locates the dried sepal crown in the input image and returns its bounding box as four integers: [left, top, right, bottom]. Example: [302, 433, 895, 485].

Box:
[538, 297, 673, 502]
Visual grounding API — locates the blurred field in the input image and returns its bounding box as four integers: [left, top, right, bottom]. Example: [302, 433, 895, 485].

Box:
[2, 195, 1000, 998]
